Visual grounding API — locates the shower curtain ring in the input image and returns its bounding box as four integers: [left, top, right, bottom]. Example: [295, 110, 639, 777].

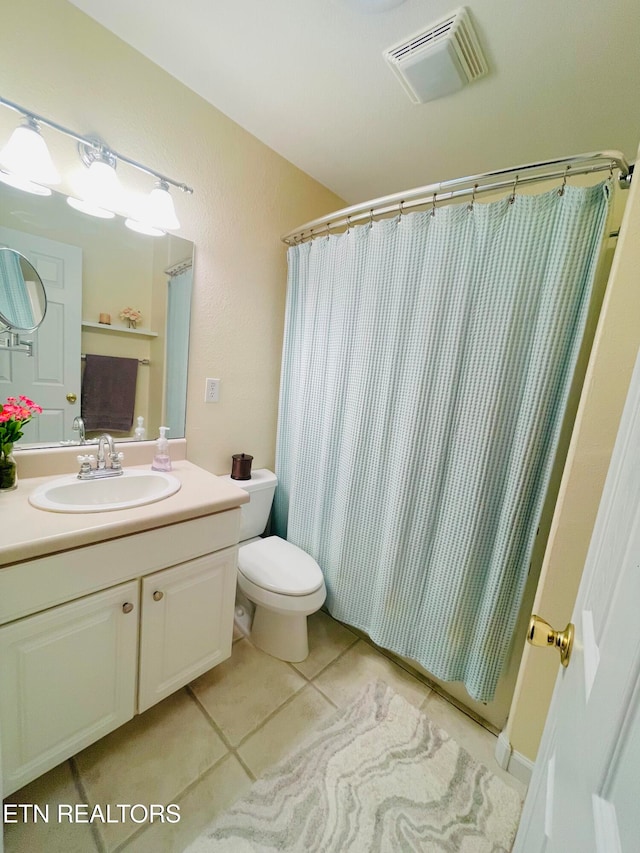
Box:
[508, 175, 519, 205]
[369, 209, 374, 229]
[326, 222, 332, 238]
[558, 166, 569, 196]
[467, 184, 478, 211]
[346, 215, 352, 233]
[431, 193, 437, 217]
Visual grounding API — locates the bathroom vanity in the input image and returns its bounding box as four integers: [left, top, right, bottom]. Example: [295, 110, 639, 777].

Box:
[0, 448, 248, 796]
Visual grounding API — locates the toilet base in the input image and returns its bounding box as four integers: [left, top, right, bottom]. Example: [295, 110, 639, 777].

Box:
[250, 606, 309, 662]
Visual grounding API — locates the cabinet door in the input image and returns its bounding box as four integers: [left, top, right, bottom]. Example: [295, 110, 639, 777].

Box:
[0, 581, 138, 796]
[138, 547, 237, 713]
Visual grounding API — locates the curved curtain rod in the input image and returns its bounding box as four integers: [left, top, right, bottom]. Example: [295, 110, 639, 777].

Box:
[281, 150, 631, 245]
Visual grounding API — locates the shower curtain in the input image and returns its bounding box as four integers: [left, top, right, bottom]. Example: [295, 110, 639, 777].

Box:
[274, 182, 610, 702]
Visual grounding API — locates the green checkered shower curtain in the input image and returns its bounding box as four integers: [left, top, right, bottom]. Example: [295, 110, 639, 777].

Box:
[274, 182, 610, 702]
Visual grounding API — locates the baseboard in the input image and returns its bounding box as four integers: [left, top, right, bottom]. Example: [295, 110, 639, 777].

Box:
[495, 731, 534, 785]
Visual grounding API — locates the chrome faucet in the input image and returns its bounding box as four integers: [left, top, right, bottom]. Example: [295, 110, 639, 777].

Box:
[72, 416, 86, 445]
[77, 433, 124, 479]
[97, 433, 116, 469]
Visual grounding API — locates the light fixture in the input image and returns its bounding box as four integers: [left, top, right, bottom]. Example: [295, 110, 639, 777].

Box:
[0, 116, 60, 193]
[125, 179, 180, 235]
[0, 95, 193, 225]
[66, 141, 124, 219]
[147, 180, 180, 230]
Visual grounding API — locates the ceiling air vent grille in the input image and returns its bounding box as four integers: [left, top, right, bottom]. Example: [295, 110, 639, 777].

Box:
[383, 7, 488, 104]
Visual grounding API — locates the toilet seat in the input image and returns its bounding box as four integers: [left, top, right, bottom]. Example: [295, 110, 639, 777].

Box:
[238, 535, 324, 596]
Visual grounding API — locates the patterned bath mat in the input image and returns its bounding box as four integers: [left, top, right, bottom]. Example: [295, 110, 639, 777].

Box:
[186, 681, 523, 852]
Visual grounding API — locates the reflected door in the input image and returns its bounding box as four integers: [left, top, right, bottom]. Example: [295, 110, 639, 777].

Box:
[0, 227, 82, 443]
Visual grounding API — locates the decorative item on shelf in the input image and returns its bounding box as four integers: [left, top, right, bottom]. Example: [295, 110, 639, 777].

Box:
[98, 312, 111, 325]
[120, 307, 142, 329]
[0, 395, 42, 491]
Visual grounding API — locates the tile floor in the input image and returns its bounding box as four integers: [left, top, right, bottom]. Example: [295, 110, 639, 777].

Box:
[2, 611, 526, 852]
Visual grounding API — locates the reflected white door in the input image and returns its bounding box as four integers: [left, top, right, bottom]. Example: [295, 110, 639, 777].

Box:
[0, 226, 82, 442]
[514, 344, 640, 851]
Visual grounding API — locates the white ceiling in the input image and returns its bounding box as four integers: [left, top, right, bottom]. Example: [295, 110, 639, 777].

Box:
[69, 0, 640, 204]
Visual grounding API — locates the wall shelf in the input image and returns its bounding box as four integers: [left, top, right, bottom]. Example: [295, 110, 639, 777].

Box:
[82, 321, 158, 338]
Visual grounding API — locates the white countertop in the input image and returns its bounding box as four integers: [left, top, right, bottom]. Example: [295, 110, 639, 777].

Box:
[0, 460, 249, 567]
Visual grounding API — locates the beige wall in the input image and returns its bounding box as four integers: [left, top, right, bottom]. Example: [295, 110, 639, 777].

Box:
[505, 149, 640, 761]
[0, 0, 343, 472]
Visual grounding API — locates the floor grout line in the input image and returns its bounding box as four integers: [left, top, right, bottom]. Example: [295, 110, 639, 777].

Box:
[69, 757, 106, 853]
[185, 683, 257, 780]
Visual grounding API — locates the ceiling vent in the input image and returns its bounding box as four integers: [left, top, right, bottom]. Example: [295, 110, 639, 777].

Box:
[383, 7, 488, 104]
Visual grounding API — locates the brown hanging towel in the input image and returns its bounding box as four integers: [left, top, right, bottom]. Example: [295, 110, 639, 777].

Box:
[81, 354, 138, 432]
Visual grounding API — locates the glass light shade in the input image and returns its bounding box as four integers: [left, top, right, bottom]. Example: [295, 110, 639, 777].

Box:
[0, 122, 61, 185]
[145, 181, 180, 230]
[0, 169, 51, 196]
[66, 196, 115, 219]
[74, 158, 123, 213]
[124, 218, 166, 237]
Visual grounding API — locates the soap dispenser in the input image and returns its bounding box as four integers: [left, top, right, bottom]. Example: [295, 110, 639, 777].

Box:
[134, 416, 146, 441]
[151, 426, 172, 471]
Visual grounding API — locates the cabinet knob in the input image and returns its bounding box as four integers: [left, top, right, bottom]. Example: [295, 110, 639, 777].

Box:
[152, 590, 164, 602]
[122, 602, 134, 614]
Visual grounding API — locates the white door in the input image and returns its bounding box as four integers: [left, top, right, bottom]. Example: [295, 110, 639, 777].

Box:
[0, 581, 138, 796]
[138, 547, 237, 713]
[514, 344, 640, 851]
[0, 226, 82, 443]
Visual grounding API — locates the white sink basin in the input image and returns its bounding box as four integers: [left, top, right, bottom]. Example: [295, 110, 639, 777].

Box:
[29, 470, 181, 513]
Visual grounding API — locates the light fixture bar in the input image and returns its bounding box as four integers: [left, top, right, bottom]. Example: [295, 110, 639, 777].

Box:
[0, 94, 193, 194]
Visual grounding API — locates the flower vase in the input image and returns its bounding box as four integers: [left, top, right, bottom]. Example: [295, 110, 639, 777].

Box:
[127, 319, 137, 329]
[0, 446, 17, 491]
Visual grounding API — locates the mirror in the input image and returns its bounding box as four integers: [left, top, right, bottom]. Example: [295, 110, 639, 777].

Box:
[0, 182, 194, 448]
[0, 247, 47, 332]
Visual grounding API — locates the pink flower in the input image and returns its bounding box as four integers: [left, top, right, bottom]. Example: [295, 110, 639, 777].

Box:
[0, 395, 43, 458]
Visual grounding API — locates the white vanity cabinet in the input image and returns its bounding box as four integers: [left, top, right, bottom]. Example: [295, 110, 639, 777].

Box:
[0, 509, 240, 796]
[138, 547, 236, 712]
[0, 581, 139, 797]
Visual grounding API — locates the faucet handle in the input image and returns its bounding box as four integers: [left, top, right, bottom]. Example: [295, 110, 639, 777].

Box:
[110, 451, 124, 471]
[77, 454, 95, 477]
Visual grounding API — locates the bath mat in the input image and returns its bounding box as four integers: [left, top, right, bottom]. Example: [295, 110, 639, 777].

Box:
[185, 681, 523, 852]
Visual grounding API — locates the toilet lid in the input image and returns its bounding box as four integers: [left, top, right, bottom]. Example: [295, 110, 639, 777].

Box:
[238, 536, 324, 596]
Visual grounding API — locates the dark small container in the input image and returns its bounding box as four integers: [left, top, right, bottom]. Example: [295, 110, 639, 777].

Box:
[231, 453, 253, 480]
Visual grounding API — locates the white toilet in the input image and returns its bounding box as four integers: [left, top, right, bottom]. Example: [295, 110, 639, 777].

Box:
[219, 469, 326, 662]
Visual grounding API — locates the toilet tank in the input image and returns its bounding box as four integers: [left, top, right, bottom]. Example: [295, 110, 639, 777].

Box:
[218, 468, 278, 542]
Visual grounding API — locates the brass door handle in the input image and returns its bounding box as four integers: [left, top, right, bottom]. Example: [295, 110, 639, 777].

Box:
[152, 591, 164, 601]
[527, 615, 574, 667]
[66, 393, 77, 404]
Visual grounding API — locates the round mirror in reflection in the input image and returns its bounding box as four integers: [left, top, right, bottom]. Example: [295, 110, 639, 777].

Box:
[0, 247, 47, 332]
